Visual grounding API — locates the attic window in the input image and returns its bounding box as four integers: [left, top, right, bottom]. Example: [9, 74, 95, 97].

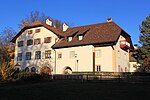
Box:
[28, 30, 33, 34]
[35, 29, 40, 33]
[68, 37, 72, 42]
[78, 35, 83, 40]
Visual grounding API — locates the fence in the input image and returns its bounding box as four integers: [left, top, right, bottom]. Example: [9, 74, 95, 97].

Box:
[50, 74, 150, 83]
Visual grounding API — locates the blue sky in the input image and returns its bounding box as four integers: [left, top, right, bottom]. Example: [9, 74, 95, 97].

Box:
[0, 0, 150, 45]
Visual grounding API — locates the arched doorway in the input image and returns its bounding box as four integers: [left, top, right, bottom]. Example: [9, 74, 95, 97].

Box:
[64, 67, 72, 74]
[40, 66, 52, 75]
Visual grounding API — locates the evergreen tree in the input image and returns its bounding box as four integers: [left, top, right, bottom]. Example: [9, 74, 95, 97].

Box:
[139, 15, 150, 72]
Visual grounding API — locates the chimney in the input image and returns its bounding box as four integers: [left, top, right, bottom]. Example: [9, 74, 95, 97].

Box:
[107, 18, 113, 22]
[63, 23, 69, 31]
[46, 18, 52, 26]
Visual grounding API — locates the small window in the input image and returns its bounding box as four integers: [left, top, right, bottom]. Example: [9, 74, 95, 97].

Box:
[27, 39, 33, 46]
[118, 65, 121, 72]
[31, 67, 36, 72]
[35, 29, 40, 33]
[118, 50, 120, 58]
[124, 53, 127, 60]
[28, 30, 33, 34]
[125, 67, 127, 72]
[68, 37, 72, 42]
[96, 65, 101, 72]
[78, 35, 83, 40]
[17, 53, 22, 61]
[95, 50, 101, 57]
[18, 41, 23, 47]
[70, 51, 75, 59]
[58, 53, 62, 59]
[44, 37, 51, 43]
[34, 38, 41, 45]
[26, 52, 31, 60]
[35, 51, 41, 59]
[45, 50, 51, 59]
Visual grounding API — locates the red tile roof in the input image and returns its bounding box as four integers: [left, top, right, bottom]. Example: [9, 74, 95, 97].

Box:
[11, 21, 64, 43]
[52, 22, 133, 49]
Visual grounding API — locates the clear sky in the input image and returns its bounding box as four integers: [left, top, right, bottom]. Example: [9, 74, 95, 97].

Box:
[0, 0, 150, 45]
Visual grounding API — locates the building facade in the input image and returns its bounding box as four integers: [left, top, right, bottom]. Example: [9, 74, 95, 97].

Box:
[11, 19, 134, 74]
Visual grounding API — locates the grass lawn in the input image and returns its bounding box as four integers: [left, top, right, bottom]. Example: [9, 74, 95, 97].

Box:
[0, 81, 149, 100]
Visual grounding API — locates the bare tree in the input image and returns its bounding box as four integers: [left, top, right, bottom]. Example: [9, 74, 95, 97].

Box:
[18, 11, 66, 30]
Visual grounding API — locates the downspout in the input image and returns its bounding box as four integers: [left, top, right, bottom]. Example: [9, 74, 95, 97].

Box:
[54, 38, 57, 74]
[54, 49, 56, 74]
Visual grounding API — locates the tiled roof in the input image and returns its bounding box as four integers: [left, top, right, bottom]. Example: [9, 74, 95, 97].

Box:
[52, 22, 133, 49]
[11, 21, 64, 43]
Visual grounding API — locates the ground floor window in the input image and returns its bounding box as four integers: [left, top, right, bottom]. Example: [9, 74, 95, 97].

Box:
[118, 65, 121, 72]
[96, 65, 101, 72]
[31, 67, 36, 72]
[25, 67, 29, 72]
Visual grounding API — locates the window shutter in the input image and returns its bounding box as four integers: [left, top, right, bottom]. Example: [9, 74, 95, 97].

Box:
[34, 39, 36, 45]
[50, 37, 52, 43]
[44, 38, 46, 43]
[39, 38, 41, 44]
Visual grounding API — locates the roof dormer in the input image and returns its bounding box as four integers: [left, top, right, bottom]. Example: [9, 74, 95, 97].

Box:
[68, 37, 72, 42]
[78, 35, 83, 40]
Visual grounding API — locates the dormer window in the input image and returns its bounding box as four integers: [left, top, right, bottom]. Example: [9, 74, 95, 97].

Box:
[78, 35, 83, 40]
[68, 37, 72, 42]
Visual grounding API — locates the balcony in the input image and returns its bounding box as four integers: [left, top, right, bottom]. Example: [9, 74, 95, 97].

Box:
[120, 40, 130, 49]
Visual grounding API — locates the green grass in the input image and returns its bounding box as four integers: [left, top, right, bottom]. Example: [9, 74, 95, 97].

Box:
[0, 81, 150, 100]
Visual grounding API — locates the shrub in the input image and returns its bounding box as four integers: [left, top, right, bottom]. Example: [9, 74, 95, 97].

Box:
[14, 72, 42, 82]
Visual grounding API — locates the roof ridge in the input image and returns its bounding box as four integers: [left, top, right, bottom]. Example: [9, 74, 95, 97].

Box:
[68, 22, 114, 29]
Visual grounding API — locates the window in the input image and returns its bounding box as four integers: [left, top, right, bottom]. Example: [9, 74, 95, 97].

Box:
[124, 53, 127, 60]
[35, 29, 40, 33]
[96, 65, 101, 72]
[26, 52, 31, 60]
[95, 50, 101, 57]
[68, 37, 72, 42]
[31, 67, 36, 72]
[44, 37, 51, 43]
[34, 38, 41, 45]
[58, 53, 62, 59]
[45, 50, 51, 59]
[118, 65, 121, 72]
[70, 51, 75, 59]
[17, 53, 22, 61]
[18, 41, 23, 47]
[125, 67, 127, 72]
[78, 35, 83, 40]
[27, 39, 33, 46]
[28, 30, 33, 34]
[117, 50, 120, 58]
[35, 51, 41, 59]
[25, 67, 29, 72]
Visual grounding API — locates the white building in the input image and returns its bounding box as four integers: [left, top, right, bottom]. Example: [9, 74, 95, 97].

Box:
[11, 19, 134, 74]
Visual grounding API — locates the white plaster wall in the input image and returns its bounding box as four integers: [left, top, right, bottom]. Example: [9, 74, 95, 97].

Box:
[95, 46, 113, 72]
[129, 62, 137, 72]
[14, 26, 58, 72]
[55, 45, 94, 74]
[115, 35, 130, 72]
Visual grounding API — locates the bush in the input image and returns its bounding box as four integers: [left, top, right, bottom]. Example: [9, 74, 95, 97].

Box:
[14, 72, 42, 83]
